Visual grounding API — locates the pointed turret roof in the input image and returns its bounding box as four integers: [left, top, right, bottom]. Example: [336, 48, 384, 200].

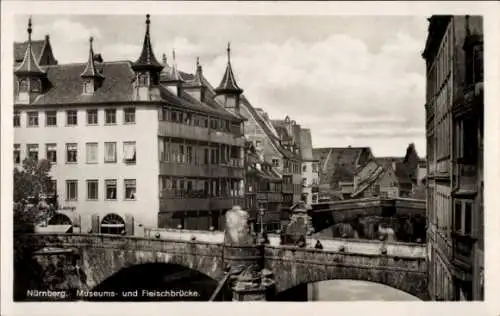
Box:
[81, 37, 104, 79]
[15, 17, 45, 76]
[132, 14, 163, 72]
[215, 42, 242, 94]
[162, 49, 184, 82]
[189, 57, 204, 87]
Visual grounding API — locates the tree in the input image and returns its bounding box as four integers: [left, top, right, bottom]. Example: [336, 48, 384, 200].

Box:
[13, 158, 56, 233]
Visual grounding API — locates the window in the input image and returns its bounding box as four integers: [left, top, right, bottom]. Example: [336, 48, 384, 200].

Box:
[302, 165, 307, 172]
[105, 179, 117, 200]
[204, 148, 209, 164]
[45, 111, 57, 126]
[272, 159, 279, 167]
[13, 111, 20, 127]
[87, 180, 98, 200]
[312, 163, 318, 173]
[66, 180, 78, 201]
[50, 180, 57, 196]
[100, 213, 125, 235]
[123, 142, 136, 163]
[66, 143, 77, 163]
[87, 109, 98, 125]
[104, 142, 117, 163]
[46, 143, 57, 163]
[27, 111, 38, 127]
[464, 202, 472, 235]
[124, 179, 136, 200]
[66, 110, 77, 126]
[14, 144, 21, 164]
[27, 144, 38, 161]
[105, 109, 117, 124]
[186, 146, 193, 164]
[83, 81, 93, 94]
[86, 143, 98, 164]
[454, 201, 462, 232]
[124, 108, 136, 124]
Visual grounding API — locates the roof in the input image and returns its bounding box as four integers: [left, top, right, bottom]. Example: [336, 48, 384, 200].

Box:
[313, 147, 372, 187]
[160, 51, 183, 82]
[131, 15, 163, 72]
[13, 60, 242, 121]
[80, 37, 104, 79]
[299, 128, 314, 160]
[15, 40, 45, 64]
[15, 20, 45, 76]
[215, 43, 243, 94]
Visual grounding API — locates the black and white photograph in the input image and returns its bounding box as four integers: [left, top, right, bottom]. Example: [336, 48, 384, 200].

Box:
[1, 1, 499, 316]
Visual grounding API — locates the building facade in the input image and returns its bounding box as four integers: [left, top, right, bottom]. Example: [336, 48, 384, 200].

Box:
[299, 128, 319, 206]
[14, 15, 246, 235]
[423, 15, 483, 301]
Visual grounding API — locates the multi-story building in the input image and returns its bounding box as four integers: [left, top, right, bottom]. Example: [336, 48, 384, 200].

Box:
[422, 15, 483, 301]
[13, 15, 246, 235]
[299, 128, 319, 206]
[244, 142, 283, 233]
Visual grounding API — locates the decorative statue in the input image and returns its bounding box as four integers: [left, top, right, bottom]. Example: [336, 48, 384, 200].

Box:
[224, 205, 253, 246]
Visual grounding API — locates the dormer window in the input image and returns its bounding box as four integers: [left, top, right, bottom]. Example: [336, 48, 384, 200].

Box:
[83, 81, 93, 94]
[19, 79, 28, 92]
[138, 73, 148, 86]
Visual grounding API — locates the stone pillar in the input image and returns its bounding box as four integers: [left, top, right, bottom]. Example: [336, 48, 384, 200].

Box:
[232, 268, 275, 301]
[223, 206, 276, 301]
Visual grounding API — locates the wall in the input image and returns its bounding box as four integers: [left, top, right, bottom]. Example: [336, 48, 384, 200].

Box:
[14, 105, 159, 235]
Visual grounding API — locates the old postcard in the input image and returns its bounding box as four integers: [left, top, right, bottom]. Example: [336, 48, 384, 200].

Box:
[1, 1, 499, 316]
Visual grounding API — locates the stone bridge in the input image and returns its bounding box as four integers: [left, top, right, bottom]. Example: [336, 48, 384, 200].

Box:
[310, 197, 426, 241]
[19, 230, 429, 301]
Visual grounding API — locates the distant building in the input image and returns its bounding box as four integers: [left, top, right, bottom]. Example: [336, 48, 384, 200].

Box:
[422, 15, 483, 301]
[312, 147, 373, 200]
[244, 141, 283, 233]
[298, 128, 319, 206]
[350, 159, 411, 199]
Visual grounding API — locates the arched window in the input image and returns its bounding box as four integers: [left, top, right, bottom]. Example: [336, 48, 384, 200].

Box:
[100, 213, 125, 235]
[48, 213, 72, 226]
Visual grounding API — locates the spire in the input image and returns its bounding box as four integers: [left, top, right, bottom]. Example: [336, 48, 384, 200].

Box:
[162, 53, 168, 66]
[215, 42, 242, 94]
[190, 57, 204, 86]
[167, 49, 183, 82]
[81, 37, 104, 79]
[132, 14, 163, 71]
[15, 17, 45, 76]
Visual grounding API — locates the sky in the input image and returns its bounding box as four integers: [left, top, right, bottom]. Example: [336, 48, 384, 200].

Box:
[14, 14, 428, 157]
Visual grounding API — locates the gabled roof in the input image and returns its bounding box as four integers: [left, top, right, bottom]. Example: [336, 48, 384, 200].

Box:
[131, 14, 163, 72]
[313, 147, 373, 188]
[215, 43, 243, 94]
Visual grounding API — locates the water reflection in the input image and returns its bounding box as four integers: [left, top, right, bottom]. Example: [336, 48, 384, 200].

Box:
[309, 280, 421, 301]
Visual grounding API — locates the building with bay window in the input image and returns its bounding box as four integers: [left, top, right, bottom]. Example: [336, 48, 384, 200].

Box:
[422, 15, 483, 301]
[13, 15, 246, 235]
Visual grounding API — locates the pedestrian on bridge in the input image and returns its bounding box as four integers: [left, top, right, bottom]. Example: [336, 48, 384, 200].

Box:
[314, 240, 323, 250]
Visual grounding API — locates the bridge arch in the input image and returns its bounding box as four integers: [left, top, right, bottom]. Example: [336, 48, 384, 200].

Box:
[274, 277, 425, 301]
[265, 245, 429, 301]
[88, 262, 219, 301]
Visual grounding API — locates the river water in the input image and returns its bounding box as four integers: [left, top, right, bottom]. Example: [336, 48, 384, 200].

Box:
[309, 280, 421, 301]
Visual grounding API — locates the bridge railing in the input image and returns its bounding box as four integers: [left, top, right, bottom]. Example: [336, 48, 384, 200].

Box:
[143, 227, 224, 244]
